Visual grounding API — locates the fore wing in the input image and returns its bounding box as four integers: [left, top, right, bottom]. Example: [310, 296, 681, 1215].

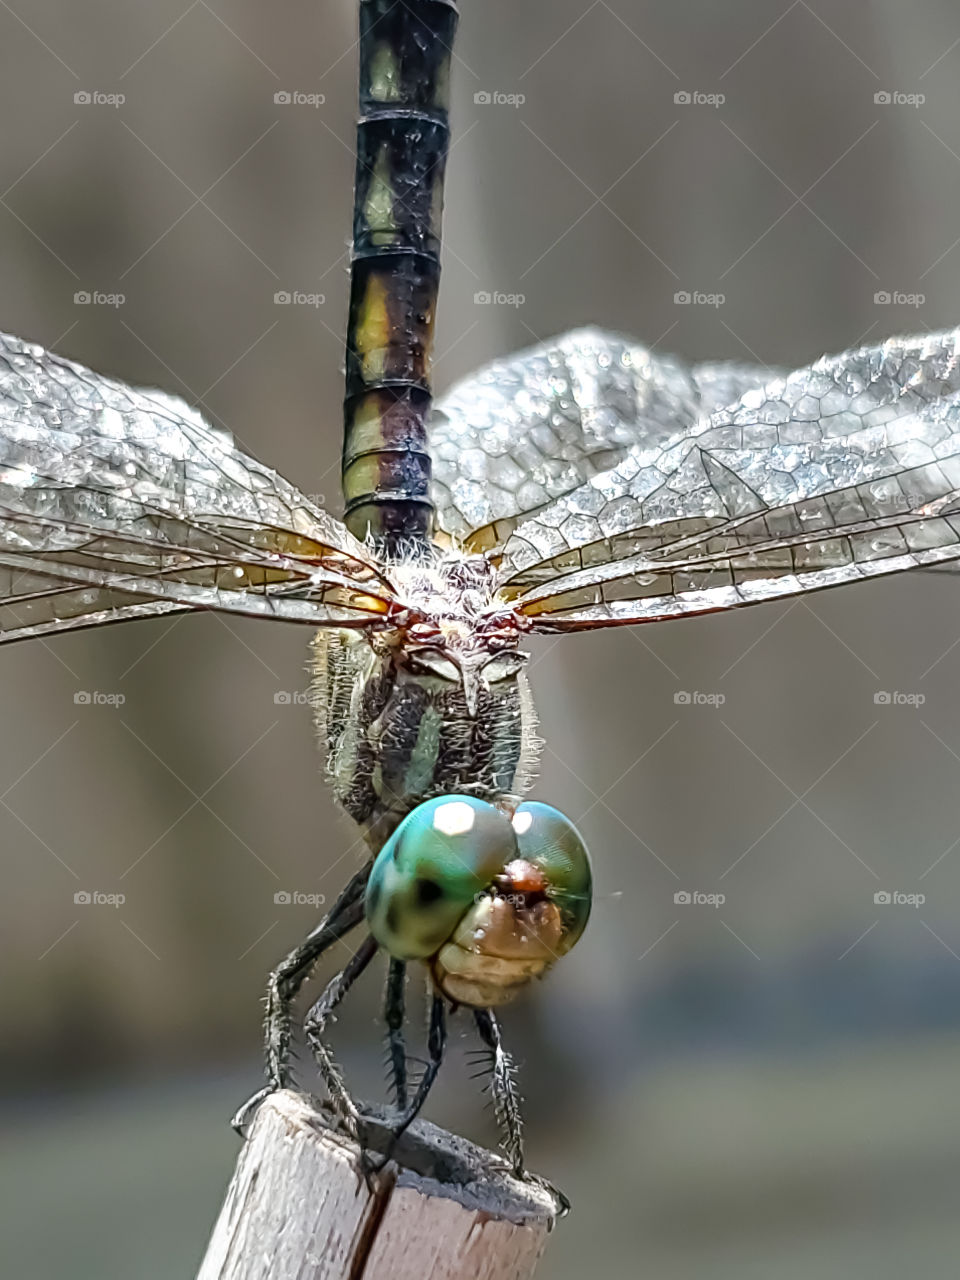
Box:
[494, 329, 960, 629]
[0, 332, 396, 642]
[429, 327, 783, 548]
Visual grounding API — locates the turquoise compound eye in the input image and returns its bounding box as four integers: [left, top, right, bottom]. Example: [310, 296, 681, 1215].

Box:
[365, 795, 516, 960]
[512, 801, 592, 954]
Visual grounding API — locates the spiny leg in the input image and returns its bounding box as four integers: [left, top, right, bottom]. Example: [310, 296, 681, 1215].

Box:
[474, 1007, 525, 1177]
[263, 868, 371, 1087]
[304, 933, 380, 1137]
[395, 994, 446, 1138]
[472, 1010, 569, 1214]
[383, 957, 409, 1109]
[232, 862, 371, 1131]
[375, 994, 446, 1170]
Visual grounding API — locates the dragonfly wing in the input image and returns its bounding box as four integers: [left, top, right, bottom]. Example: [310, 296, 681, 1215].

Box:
[0, 332, 397, 642]
[495, 329, 960, 629]
[429, 327, 783, 548]
[0, 576, 190, 643]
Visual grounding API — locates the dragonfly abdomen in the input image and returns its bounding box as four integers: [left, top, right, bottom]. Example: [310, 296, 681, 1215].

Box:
[342, 0, 459, 551]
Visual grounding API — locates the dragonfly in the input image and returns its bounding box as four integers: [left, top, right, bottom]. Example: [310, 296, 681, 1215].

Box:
[4, 0, 960, 1186]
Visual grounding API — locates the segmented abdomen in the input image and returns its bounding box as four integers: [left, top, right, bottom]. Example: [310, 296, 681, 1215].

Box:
[342, 0, 459, 551]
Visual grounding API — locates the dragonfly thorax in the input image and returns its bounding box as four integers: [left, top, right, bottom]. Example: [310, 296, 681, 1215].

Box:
[311, 550, 540, 849]
[381, 548, 527, 713]
[384, 547, 512, 622]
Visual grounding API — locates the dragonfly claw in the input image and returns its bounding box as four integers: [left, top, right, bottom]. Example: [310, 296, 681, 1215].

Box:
[521, 1170, 571, 1220]
[231, 1085, 274, 1136]
[357, 1145, 390, 1194]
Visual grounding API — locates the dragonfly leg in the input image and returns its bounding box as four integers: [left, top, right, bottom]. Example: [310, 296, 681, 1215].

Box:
[473, 1008, 525, 1177]
[231, 861, 371, 1132]
[472, 1009, 570, 1214]
[304, 933, 380, 1137]
[375, 993, 446, 1169]
[383, 957, 409, 1109]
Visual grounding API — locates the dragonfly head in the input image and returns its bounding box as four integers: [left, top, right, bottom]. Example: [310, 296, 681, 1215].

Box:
[364, 796, 593, 1007]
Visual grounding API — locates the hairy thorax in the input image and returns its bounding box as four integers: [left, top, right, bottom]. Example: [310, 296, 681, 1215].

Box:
[310, 549, 541, 849]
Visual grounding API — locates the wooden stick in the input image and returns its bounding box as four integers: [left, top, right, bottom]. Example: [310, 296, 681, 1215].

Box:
[196, 1090, 560, 1280]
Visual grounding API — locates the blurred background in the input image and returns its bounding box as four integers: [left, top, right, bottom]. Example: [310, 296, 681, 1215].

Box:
[3, 1, 960, 1276]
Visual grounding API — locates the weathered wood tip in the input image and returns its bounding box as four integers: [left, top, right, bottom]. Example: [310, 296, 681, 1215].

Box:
[197, 1090, 560, 1280]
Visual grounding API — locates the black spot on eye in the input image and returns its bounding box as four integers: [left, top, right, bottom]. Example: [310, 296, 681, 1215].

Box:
[386, 902, 400, 936]
[414, 877, 444, 907]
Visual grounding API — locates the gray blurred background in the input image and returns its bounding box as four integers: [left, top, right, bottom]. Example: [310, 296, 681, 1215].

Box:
[3, 1, 960, 1276]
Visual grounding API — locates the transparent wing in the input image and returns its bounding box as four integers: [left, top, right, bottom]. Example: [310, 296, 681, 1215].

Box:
[494, 329, 960, 629]
[0, 332, 397, 643]
[429, 327, 783, 547]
